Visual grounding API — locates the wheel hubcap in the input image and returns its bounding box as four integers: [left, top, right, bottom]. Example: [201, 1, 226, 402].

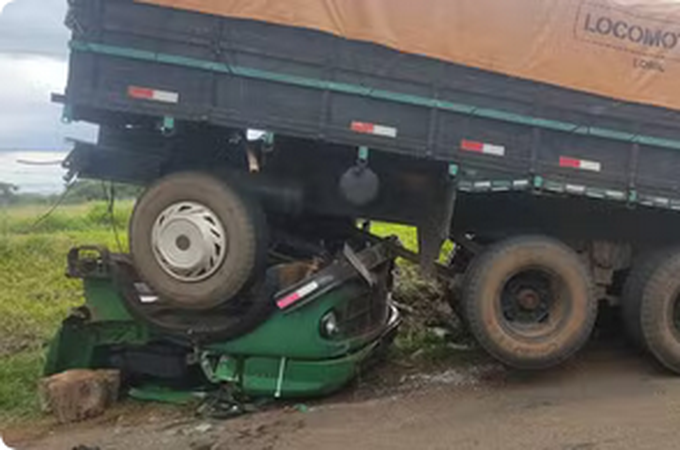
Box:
[517, 289, 541, 311]
[152, 202, 227, 282]
[500, 269, 564, 338]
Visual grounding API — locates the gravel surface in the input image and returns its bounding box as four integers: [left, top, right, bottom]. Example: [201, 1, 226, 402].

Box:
[6, 339, 680, 450]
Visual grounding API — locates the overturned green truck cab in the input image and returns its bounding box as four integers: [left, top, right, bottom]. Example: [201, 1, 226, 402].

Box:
[46, 243, 400, 400]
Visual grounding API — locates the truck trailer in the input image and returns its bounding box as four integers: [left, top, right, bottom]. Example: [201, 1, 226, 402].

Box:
[57, 0, 680, 373]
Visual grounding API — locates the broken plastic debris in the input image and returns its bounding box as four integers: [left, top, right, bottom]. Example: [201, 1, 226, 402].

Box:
[294, 403, 310, 413]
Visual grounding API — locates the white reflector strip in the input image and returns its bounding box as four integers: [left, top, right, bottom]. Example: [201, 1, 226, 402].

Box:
[140, 296, 159, 304]
[606, 190, 626, 200]
[559, 156, 602, 172]
[482, 144, 506, 156]
[351, 121, 398, 138]
[566, 184, 586, 194]
[128, 86, 180, 104]
[460, 139, 506, 157]
[276, 281, 320, 309]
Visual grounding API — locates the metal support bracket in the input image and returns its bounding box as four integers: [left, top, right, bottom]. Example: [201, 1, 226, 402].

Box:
[61, 104, 73, 124]
[343, 244, 376, 287]
[358, 146, 370, 166]
[161, 116, 175, 136]
[417, 164, 458, 276]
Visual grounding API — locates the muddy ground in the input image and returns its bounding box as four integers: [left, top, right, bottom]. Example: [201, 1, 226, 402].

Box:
[5, 333, 680, 450]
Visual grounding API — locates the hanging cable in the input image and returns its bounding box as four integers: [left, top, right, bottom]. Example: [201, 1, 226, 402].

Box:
[29, 182, 75, 232]
[102, 181, 123, 253]
[16, 159, 64, 166]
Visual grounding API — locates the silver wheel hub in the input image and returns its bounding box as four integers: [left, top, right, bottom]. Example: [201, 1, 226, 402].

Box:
[152, 202, 227, 282]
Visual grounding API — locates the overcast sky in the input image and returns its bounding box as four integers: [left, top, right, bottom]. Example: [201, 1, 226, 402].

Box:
[0, 0, 95, 151]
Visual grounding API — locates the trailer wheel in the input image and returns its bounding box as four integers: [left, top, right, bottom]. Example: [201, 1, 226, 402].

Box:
[621, 251, 673, 349]
[463, 236, 596, 369]
[635, 252, 680, 374]
[130, 172, 267, 310]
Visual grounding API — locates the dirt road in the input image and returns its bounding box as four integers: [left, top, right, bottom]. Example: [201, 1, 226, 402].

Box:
[7, 340, 680, 450]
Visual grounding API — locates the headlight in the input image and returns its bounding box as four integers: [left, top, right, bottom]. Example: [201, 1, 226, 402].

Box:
[320, 310, 341, 338]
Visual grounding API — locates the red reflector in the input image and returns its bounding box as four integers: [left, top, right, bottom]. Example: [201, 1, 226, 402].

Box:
[276, 281, 320, 310]
[128, 86, 154, 99]
[460, 139, 506, 157]
[127, 86, 180, 104]
[461, 140, 484, 152]
[350, 121, 398, 138]
[351, 121, 375, 134]
[559, 157, 581, 169]
[559, 156, 602, 172]
[277, 293, 301, 310]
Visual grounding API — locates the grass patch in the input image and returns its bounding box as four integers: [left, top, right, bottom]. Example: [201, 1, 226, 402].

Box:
[371, 221, 454, 262]
[371, 222, 419, 251]
[0, 230, 128, 424]
[0, 202, 133, 423]
[0, 351, 45, 423]
[0, 230, 128, 354]
[0, 201, 133, 235]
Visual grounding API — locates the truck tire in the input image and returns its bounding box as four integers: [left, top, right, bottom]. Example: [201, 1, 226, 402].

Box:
[113, 257, 276, 343]
[130, 172, 267, 310]
[621, 251, 673, 349]
[463, 236, 596, 369]
[636, 251, 680, 374]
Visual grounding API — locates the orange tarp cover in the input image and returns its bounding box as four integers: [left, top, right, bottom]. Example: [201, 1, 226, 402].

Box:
[139, 0, 680, 111]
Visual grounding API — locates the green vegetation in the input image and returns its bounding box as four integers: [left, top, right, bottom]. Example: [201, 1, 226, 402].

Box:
[0, 180, 141, 207]
[370, 224, 465, 363]
[0, 201, 133, 235]
[0, 202, 132, 424]
[0, 352, 45, 419]
[371, 221, 454, 260]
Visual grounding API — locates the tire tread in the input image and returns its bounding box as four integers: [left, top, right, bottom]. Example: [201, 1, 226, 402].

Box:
[463, 236, 596, 369]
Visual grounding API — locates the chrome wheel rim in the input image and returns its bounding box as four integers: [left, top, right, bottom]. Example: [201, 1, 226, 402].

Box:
[151, 201, 227, 282]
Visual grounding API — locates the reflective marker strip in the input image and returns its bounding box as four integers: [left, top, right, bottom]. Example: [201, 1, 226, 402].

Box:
[460, 139, 506, 157]
[276, 281, 320, 309]
[128, 86, 180, 104]
[566, 184, 586, 194]
[351, 121, 398, 138]
[559, 156, 602, 172]
[606, 190, 626, 201]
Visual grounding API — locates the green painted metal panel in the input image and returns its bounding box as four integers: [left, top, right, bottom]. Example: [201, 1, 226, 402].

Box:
[83, 278, 136, 322]
[211, 344, 375, 398]
[207, 282, 381, 360]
